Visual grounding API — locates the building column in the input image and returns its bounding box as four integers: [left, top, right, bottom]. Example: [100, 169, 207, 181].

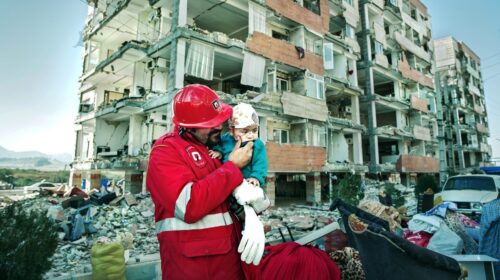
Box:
[306, 172, 321, 205]
[128, 114, 143, 156]
[353, 132, 363, 164]
[265, 173, 276, 207]
[132, 62, 146, 97]
[360, 1, 379, 173]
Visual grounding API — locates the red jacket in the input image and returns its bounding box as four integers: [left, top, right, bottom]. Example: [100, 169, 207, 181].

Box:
[147, 131, 245, 279]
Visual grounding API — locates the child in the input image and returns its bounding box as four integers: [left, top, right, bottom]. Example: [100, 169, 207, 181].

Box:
[210, 103, 269, 210]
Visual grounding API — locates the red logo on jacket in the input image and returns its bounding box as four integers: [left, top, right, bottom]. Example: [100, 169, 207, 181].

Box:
[186, 146, 207, 168]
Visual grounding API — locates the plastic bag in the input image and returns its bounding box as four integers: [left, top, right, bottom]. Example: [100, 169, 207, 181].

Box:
[427, 224, 463, 255]
[91, 241, 126, 280]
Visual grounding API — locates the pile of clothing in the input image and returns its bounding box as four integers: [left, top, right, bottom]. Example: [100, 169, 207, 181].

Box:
[403, 202, 479, 255]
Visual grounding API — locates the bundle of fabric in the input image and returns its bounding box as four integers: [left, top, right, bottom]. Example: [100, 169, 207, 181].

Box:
[402, 230, 433, 248]
[422, 202, 478, 254]
[258, 242, 341, 280]
[358, 200, 402, 233]
[443, 212, 478, 254]
[332, 199, 463, 280]
[329, 247, 366, 280]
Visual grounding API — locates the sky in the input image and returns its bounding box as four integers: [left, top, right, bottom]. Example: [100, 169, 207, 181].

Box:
[0, 0, 87, 154]
[0, 1, 499, 160]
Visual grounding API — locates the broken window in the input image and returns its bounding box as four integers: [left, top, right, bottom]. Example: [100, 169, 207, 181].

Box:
[345, 24, 355, 38]
[267, 69, 291, 93]
[323, 42, 334, 70]
[312, 126, 326, 147]
[272, 30, 289, 41]
[241, 52, 266, 88]
[185, 41, 214, 80]
[305, 71, 325, 99]
[374, 41, 383, 55]
[303, 0, 320, 15]
[273, 129, 289, 144]
[248, 2, 266, 35]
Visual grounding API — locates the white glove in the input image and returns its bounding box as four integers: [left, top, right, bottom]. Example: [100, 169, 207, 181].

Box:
[233, 180, 265, 206]
[238, 205, 265, 265]
[251, 194, 271, 214]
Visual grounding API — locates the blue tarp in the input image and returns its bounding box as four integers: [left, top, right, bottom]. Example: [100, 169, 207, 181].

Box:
[480, 166, 500, 175]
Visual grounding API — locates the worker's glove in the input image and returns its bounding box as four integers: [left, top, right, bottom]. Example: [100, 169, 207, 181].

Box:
[233, 180, 265, 206]
[251, 194, 271, 214]
[238, 205, 265, 266]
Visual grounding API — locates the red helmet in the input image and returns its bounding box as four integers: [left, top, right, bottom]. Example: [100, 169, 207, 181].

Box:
[172, 84, 232, 128]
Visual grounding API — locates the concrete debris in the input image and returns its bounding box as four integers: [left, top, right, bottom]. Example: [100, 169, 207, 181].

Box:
[260, 204, 340, 246]
[9, 190, 158, 279]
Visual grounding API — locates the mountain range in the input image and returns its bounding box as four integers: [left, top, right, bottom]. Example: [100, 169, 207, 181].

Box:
[0, 145, 72, 170]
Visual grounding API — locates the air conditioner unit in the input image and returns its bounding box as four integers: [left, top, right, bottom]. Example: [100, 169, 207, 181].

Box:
[344, 106, 352, 113]
[346, 138, 353, 145]
[147, 58, 168, 72]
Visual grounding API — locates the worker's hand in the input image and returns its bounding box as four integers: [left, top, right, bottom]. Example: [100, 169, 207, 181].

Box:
[233, 180, 265, 206]
[247, 178, 260, 187]
[228, 137, 253, 169]
[238, 205, 265, 265]
[208, 150, 222, 159]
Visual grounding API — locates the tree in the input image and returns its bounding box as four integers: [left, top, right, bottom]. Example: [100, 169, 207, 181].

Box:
[34, 158, 50, 167]
[0, 203, 59, 280]
[332, 175, 365, 206]
[0, 169, 14, 184]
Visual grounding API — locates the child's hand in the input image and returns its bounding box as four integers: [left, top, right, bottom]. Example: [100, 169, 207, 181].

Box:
[247, 178, 260, 187]
[209, 150, 222, 159]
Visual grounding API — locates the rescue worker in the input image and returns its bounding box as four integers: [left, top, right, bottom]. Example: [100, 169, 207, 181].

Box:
[146, 84, 256, 279]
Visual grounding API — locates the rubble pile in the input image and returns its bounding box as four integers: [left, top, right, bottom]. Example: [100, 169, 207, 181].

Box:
[12, 190, 158, 279]
[362, 178, 418, 216]
[260, 204, 340, 245]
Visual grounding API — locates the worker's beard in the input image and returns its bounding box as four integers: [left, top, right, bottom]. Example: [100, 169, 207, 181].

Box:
[189, 128, 221, 148]
[206, 129, 222, 148]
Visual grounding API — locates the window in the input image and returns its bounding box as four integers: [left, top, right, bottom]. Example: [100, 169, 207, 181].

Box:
[305, 71, 325, 99]
[312, 126, 326, 147]
[277, 78, 289, 92]
[267, 70, 290, 93]
[272, 30, 289, 41]
[390, 0, 399, 8]
[345, 24, 355, 38]
[273, 129, 289, 144]
[303, 0, 320, 15]
[323, 42, 334, 70]
[374, 41, 383, 55]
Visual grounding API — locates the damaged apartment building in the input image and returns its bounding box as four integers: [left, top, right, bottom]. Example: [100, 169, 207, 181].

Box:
[71, 0, 441, 205]
[356, 0, 439, 185]
[434, 37, 492, 174]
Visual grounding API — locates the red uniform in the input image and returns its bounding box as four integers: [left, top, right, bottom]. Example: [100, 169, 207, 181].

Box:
[147, 131, 245, 279]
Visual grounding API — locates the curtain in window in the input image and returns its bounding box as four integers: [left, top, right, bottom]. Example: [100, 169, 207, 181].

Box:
[249, 2, 266, 34]
[185, 41, 214, 80]
[241, 52, 265, 87]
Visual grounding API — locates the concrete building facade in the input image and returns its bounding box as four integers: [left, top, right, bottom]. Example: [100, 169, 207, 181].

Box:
[434, 36, 492, 174]
[356, 0, 439, 186]
[71, 0, 454, 205]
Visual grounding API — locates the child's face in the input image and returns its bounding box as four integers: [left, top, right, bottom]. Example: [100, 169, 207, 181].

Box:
[231, 125, 258, 142]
